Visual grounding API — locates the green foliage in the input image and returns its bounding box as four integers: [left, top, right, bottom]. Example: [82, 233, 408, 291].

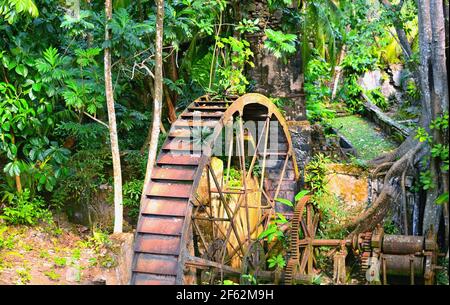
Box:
[51, 149, 110, 212]
[53, 256, 67, 268]
[304, 153, 330, 193]
[419, 170, 434, 191]
[0, 189, 52, 225]
[329, 115, 397, 161]
[304, 55, 335, 121]
[383, 216, 400, 235]
[264, 29, 297, 62]
[217, 37, 254, 94]
[44, 269, 61, 281]
[267, 254, 286, 269]
[436, 258, 449, 285]
[0, 225, 8, 249]
[414, 113, 449, 198]
[236, 18, 259, 34]
[0, 0, 38, 24]
[299, 0, 343, 67]
[414, 127, 432, 143]
[225, 167, 242, 188]
[122, 179, 142, 220]
[366, 88, 389, 111]
[406, 80, 420, 103]
[258, 213, 288, 243]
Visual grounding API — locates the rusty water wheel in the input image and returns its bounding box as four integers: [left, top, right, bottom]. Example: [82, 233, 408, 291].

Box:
[284, 196, 320, 284]
[130, 94, 300, 285]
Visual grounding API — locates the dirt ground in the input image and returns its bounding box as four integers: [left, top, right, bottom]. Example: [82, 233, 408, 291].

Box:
[0, 215, 122, 285]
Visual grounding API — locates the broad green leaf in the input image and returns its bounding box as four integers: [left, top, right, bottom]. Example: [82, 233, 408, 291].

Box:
[436, 192, 449, 205]
[295, 190, 310, 201]
[15, 64, 28, 77]
[275, 197, 293, 207]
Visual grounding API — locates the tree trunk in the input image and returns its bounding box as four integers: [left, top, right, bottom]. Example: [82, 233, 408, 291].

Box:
[331, 45, 346, 100]
[346, 0, 449, 239]
[141, 0, 164, 201]
[104, 0, 123, 233]
[164, 84, 177, 122]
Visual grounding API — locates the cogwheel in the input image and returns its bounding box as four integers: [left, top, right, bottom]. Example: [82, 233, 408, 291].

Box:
[283, 196, 308, 285]
[358, 232, 373, 281]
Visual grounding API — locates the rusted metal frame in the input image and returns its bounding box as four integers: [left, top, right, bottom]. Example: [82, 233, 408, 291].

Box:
[273, 153, 290, 200]
[223, 93, 299, 181]
[150, 94, 298, 284]
[308, 211, 320, 274]
[300, 220, 311, 238]
[176, 154, 210, 284]
[192, 216, 230, 222]
[224, 119, 234, 187]
[185, 255, 241, 275]
[191, 214, 210, 257]
[233, 127, 250, 240]
[261, 187, 275, 207]
[213, 135, 251, 267]
[225, 211, 270, 260]
[191, 195, 238, 248]
[259, 117, 271, 190]
[299, 204, 314, 274]
[208, 165, 245, 256]
[382, 254, 387, 284]
[185, 255, 313, 284]
[206, 164, 215, 240]
[238, 116, 251, 244]
[211, 189, 246, 194]
[245, 115, 269, 181]
[263, 154, 290, 233]
[185, 255, 312, 284]
[192, 198, 241, 259]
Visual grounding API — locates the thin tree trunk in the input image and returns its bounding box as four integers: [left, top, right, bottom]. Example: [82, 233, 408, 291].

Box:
[105, 0, 123, 233]
[164, 84, 177, 122]
[331, 45, 346, 100]
[141, 0, 164, 201]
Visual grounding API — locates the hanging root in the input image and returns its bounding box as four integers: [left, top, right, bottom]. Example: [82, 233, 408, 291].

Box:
[337, 142, 425, 236]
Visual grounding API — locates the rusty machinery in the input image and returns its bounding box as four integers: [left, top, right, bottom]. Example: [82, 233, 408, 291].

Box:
[130, 93, 303, 285]
[284, 196, 442, 285]
[129, 93, 442, 285]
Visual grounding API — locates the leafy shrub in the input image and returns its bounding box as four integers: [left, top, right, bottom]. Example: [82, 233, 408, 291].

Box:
[123, 179, 143, 221]
[264, 29, 297, 62]
[304, 55, 335, 121]
[51, 149, 110, 212]
[0, 189, 52, 225]
[366, 88, 389, 111]
[405, 80, 420, 103]
[304, 153, 330, 193]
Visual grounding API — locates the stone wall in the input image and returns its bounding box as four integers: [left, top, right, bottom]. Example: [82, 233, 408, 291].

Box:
[243, 0, 305, 120]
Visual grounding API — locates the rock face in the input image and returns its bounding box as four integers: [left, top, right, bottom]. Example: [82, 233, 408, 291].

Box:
[325, 164, 368, 213]
[104, 233, 134, 285]
[243, 0, 305, 120]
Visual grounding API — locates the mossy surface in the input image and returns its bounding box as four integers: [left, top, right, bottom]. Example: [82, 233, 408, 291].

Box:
[330, 115, 397, 161]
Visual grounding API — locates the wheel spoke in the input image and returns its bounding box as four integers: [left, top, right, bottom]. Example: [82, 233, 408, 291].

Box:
[209, 165, 245, 256]
[238, 116, 251, 244]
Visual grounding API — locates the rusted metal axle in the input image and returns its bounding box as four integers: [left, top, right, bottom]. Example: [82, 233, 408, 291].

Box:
[185, 256, 313, 284]
[297, 226, 441, 285]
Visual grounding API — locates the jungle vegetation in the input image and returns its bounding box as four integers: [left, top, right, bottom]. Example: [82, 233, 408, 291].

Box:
[0, 0, 448, 284]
